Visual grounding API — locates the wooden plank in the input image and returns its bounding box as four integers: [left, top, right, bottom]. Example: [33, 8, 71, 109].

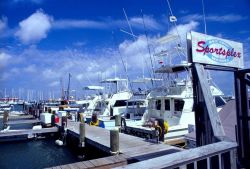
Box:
[0, 127, 58, 137]
[52, 167, 62, 169]
[194, 63, 225, 138]
[8, 115, 34, 120]
[89, 158, 111, 167]
[113, 141, 237, 169]
[6, 119, 40, 125]
[60, 165, 71, 169]
[67, 163, 79, 169]
[73, 162, 88, 169]
[82, 161, 95, 168]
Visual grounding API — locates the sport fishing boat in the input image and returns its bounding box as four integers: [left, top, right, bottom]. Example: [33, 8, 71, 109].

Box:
[124, 62, 226, 140]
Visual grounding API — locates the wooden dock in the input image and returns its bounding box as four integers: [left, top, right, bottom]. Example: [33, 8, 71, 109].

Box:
[6, 119, 40, 125]
[47, 121, 181, 169]
[0, 127, 58, 141]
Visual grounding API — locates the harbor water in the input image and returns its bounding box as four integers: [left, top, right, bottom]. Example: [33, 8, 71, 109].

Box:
[0, 138, 83, 169]
[0, 105, 109, 169]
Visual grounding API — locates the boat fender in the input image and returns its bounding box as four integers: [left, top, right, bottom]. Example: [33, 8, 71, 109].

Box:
[55, 139, 64, 146]
[164, 121, 169, 134]
[155, 125, 163, 138]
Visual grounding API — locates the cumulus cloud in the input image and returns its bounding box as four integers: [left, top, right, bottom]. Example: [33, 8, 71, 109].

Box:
[49, 81, 59, 87]
[13, 0, 44, 4]
[181, 13, 247, 23]
[23, 64, 37, 73]
[0, 52, 12, 68]
[53, 15, 163, 31]
[167, 21, 199, 39]
[1, 21, 199, 94]
[207, 14, 247, 23]
[53, 19, 107, 29]
[15, 9, 53, 44]
[0, 16, 8, 32]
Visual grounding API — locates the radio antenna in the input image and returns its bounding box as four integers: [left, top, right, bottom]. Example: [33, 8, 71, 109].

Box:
[201, 0, 207, 35]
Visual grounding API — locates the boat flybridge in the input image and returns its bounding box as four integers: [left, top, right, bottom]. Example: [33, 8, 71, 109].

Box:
[126, 62, 226, 139]
[76, 85, 105, 116]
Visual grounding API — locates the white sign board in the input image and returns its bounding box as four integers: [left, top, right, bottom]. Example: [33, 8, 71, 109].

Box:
[191, 31, 244, 68]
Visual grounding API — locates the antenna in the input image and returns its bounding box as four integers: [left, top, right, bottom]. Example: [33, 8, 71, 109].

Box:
[111, 31, 133, 91]
[123, 8, 136, 41]
[201, 0, 207, 35]
[141, 9, 156, 86]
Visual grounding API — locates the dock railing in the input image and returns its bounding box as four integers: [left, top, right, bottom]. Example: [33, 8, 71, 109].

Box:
[114, 141, 237, 169]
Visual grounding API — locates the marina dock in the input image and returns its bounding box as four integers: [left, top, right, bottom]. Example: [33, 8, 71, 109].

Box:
[46, 121, 182, 169]
[6, 119, 40, 125]
[0, 127, 58, 142]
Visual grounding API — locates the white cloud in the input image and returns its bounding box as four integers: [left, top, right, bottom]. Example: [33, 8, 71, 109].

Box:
[49, 81, 59, 87]
[10, 68, 20, 74]
[13, 0, 44, 4]
[207, 14, 247, 23]
[168, 21, 198, 37]
[0, 52, 12, 68]
[53, 19, 107, 29]
[53, 15, 163, 31]
[1, 21, 199, 90]
[129, 15, 164, 30]
[15, 9, 53, 44]
[73, 41, 86, 47]
[0, 16, 8, 32]
[23, 64, 37, 73]
[42, 68, 61, 79]
[181, 14, 247, 23]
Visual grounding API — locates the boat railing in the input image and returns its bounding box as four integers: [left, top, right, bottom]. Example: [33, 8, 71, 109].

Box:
[116, 141, 237, 169]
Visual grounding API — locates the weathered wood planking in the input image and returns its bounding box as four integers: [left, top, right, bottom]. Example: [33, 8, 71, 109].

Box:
[49, 121, 181, 169]
[113, 141, 237, 169]
[6, 119, 40, 125]
[66, 121, 181, 157]
[0, 127, 58, 138]
[6, 115, 34, 120]
[45, 155, 127, 169]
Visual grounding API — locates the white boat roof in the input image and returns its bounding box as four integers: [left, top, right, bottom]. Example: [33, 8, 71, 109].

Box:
[100, 78, 127, 83]
[157, 34, 179, 44]
[155, 63, 191, 73]
[131, 77, 162, 83]
[83, 86, 104, 90]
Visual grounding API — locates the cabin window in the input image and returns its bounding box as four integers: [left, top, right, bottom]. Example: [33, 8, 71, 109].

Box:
[113, 100, 127, 107]
[165, 99, 170, 110]
[94, 102, 105, 111]
[174, 99, 184, 111]
[215, 96, 226, 107]
[82, 103, 89, 108]
[156, 100, 161, 110]
[127, 101, 144, 106]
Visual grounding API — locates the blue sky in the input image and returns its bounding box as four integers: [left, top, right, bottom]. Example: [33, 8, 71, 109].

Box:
[0, 0, 250, 99]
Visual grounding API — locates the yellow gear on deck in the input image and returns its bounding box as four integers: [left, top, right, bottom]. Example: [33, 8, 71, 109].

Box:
[155, 125, 163, 137]
[164, 121, 169, 134]
[155, 121, 169, 137]
[90, 119, 100, 126]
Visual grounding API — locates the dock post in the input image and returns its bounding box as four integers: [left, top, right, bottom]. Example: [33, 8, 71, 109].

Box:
[3, 111, 9, 128]
[51, 114, 55, 127]
[110, 129, 119, 154]
[115, 115, 121, 127]
[79, 122, 85, 147]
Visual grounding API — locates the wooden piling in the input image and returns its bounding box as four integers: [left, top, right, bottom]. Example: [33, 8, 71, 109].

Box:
[110, 129, 119, 154]
[51, 114, 55, 127]
[115, 115, 121, 127]
[79, 122, 85, 147]
[3, 111, 9, 125]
